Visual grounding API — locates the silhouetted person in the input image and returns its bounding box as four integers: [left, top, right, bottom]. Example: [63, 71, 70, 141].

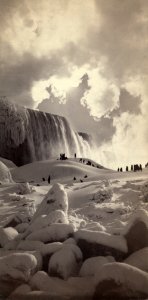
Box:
[117, 168, 119, 172]
[140, 164, 142, 171]
[79, 158, 82, 162]
[84, 175, 88, 178]
[48, 175, 51, 184]
[73, 177, 76, 180]
[80, 179, 83, 182]
[42, 177, 45, 181]
[126, 166, 128, 172]
[120, 168, 123, 172]
[131, 165, 133, 171]
[74, 153, 76, 158]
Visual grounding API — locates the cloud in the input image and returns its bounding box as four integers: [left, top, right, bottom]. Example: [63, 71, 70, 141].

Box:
[0, 0, 148, 168]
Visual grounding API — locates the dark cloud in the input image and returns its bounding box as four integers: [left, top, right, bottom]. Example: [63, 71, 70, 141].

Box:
[109, 88, 142, 118]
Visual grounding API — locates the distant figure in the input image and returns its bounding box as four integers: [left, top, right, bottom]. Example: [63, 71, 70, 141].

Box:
[80, 179, 83, 182]
[84, 175, 88, 178]
[120, 168, 123, 172]
[74, 153, 76, 159]
[140, 164, 142, 171]
[131, 165, 133, 171]
[117, 168, 119, 172]
[42, 177, 45, 181]
[60, 153, 68, 160]
[73, 177, 76, 181]
[83, 159, 85, 163]
[126, 166, 128, 172]
[48, 175, 51, 184]
[79, 158, 82, 162]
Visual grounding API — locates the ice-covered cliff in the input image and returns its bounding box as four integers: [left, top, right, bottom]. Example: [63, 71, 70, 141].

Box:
[0, 98, 90, 165]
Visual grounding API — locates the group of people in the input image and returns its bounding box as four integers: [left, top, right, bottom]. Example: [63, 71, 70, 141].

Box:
[117, 164, 143, 172]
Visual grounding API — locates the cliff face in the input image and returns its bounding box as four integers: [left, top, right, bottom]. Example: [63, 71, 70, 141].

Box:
[0, 99, 90, 166]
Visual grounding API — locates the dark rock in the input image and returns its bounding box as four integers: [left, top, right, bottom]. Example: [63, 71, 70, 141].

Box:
[4, 215, 22, 228]
[0, 279, 23, 297]
[77, 239, 126, 261]
[125, 220, 148, 255]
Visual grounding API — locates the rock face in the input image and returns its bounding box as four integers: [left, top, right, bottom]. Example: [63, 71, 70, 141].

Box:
[0, 98, 90, 166]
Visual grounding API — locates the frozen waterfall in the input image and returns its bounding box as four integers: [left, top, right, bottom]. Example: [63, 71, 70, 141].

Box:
[0, 98, 91, 165]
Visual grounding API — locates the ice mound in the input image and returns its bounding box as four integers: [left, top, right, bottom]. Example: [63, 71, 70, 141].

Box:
[31, 183, 68, 222]
[0, 161, 13, 183]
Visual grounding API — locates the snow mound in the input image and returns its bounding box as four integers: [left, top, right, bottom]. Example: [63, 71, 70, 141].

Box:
[0, 253, 37, 281]
[0, 227, 18, 247]
[32, 183, 68, 223]
[0, 161, 13, 183]
[26, 223, 75, 243]
[94, 262, 148, 299]
[48, 244, 82, 279]
[79, 256, 115, 277]
[124, 247, 148, 272]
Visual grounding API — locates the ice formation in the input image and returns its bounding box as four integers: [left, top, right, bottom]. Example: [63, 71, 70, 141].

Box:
[0, 98, 90, 165]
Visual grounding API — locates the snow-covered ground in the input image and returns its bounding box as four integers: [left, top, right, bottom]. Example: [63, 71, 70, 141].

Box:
[0, 158, 148, 299]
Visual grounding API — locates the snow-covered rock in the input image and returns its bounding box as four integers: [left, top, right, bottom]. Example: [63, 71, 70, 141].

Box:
[0, 253, 37, 281]
[63, 237, 76, 245]
[0, 161, 13, 183]
[26, 223, 74, 243]
[0, 250, 42, 273]
[94, 262, 148, 299]
[48, 244, 83, 279]
[8, 284, 31, 296]
[124, 209, 148, 254]
[79, 256, 115, 277]
[31, 183, 68, 222]
[75, 229, 127, 260]
[17, 240, 44, 252]
[27, 210, 68, 234]
[124, 247, 148, 272]
[16, 182, 34, 195]
[30, 271, 95, 298]
[40, 242, 63, 256]
[4, 239, 20, 250]
[0, 227, 18, 247]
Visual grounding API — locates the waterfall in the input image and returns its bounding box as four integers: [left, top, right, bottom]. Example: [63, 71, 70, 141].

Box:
[0, 98, 91, 165]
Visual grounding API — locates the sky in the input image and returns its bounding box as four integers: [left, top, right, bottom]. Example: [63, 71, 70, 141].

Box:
[0, 0, 148, 169]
